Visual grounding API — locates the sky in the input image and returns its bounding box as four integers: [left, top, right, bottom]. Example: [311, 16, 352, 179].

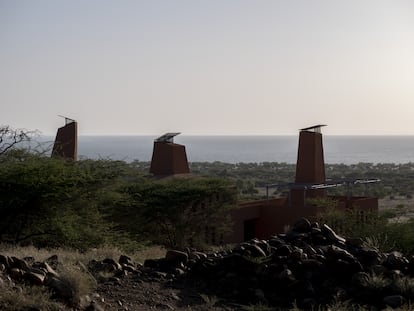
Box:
[1, 0, 414, 136]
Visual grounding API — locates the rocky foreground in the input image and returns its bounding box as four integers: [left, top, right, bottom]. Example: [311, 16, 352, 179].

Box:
[2, 218, 414, 310]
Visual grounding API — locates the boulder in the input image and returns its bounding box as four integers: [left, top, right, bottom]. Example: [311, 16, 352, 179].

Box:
[23, 271, 46, 286]
[0, 254, 12, 270]
[321, 224, 346, 244]
[383, 251, 409, 271]
[383, 295, 405, 308]
[119, 255, 134, 266]
[11, 256, 30, 271]
[45, 275, 76, 302]
[292, 217, 312, 233]
[165, 250, 188, 266]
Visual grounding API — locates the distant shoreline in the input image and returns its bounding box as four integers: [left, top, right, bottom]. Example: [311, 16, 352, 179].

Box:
[33, 135, 414, 165]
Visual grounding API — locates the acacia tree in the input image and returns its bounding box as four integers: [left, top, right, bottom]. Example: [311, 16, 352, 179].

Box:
[125, 178, 237, 249]
[0, 125, 38, 155]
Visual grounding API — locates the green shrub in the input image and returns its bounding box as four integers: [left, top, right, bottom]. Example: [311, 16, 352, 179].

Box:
[123, 178, 237, 249]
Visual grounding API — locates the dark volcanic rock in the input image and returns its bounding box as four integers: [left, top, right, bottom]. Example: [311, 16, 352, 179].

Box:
[3, 217, 414, 310]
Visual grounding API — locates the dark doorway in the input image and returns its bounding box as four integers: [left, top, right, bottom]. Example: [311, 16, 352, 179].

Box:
[244, 219, 257, 241]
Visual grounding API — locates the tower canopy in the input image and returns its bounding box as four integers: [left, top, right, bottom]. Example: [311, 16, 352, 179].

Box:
[155, 132, 181, 143]
[300, 124, 327, 133]
[58, 115, 76, 125]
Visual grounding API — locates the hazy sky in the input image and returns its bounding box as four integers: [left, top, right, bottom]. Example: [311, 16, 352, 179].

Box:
[1, 0, 414, 135]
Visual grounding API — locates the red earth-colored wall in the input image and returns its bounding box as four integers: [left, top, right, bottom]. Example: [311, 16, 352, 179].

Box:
[295, 130, 326, 184]
[51, 121, 77, 161]
[149, 141, 190, 176]
[225, 198, 321, 243]
[291, 130, 326, 206]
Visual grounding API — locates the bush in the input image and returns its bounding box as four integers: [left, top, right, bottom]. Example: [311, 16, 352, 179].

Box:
[123, 178, 237, 249]
[0, 151, 135, 250]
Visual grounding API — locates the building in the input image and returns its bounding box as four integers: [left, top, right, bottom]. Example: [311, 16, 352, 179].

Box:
[149, 133, 190, 177]
[51, 116, 78, 161]
[147, 127, 379, 244]
[225, 125, 379, 243]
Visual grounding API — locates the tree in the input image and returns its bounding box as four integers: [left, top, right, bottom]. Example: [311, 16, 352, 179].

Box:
[124, 178, 237, 249]
[0, 151, 131, 249]
[0, 125, 38, 155]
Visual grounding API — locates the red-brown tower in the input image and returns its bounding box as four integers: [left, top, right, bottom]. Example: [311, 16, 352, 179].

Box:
[290, 125, 327, 206]
[51, 116, 78, 161]
[149, 133, 190, 177]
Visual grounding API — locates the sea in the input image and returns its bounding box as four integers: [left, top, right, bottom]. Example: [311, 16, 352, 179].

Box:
[38, 136, 414, 164]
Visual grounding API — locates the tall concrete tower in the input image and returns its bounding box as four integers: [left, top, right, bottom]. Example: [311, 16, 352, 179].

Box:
[290, 125, 327, 206]
[149, 133, 190, 177]
[51, 116, 78, 161]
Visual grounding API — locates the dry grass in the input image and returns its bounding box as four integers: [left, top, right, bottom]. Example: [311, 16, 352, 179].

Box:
[0, 243, 166, 309]
[0, 243, 166, 266]
[132, 244, 166, 263]
[0, 284, 66, 311]
[57, 265, 97, 306]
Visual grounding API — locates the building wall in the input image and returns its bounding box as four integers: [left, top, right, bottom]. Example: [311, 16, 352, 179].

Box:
[225, 195, 378, 244]
[149, 142, 190, 176]
[291, 130, 326, 205]
[51, 121, 77, 161]
[295, 130, 326, 184]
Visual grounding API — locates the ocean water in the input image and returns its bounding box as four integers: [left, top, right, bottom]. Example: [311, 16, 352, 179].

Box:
[64, 135, 414, 164]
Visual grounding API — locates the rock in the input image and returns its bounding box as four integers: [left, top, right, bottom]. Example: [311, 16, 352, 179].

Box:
[258, 240, 271, 252]
[173, 268, 185, 276]
[144, 258, 167, 270]
[165, 250, 188, 266]
[9, 268, 24, 280]
[23, 271, 46, 286]
[278, 268, 295, 283]
[0, 254, 12, 270]
[45, 255, 59, 270]
[290, 247, 306, 260]
[384, 251, 409, 271]
[218, 254, 256, 275]
[383, 295, 405, 308]
[190, 251, 207, 260]
[107, 276, 122, 285]
[244, 244, 267, 257]
[22, 256, 35, 264]
[114, 269, 128, 278]
[292, 217, 312, 233]
[273, 244, 292, 257]
[11, 256, 30, 271]
[121, 264, 136, 273]
[102, 258, 122, 271]
[33, 261, 59, 277]
[45, 276, 76, 302]
[84, 301, 105, 311]
[321, 224, 346, 244]
[268, 237, 285, 248]
[326, 245, 356, 262]
[119, 255, 134, 266]
[302, 244, 317, 257]
[346, 237, 364, 247]
[355, 247, 382, 266]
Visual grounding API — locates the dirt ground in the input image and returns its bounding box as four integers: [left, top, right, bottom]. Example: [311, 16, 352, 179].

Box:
[379, 196, 414, 223]
[95, 273, 244, 311]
